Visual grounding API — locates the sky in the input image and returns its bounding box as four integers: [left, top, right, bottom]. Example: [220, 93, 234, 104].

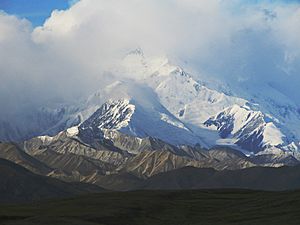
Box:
[0, 0, 300, 118]
[1, 0, 299, 27]
[1, 0, 299, 26]
[0, 0, 78, 27]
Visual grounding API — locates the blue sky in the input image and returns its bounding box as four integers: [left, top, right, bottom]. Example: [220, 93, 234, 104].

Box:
[0, 0, 78, 26]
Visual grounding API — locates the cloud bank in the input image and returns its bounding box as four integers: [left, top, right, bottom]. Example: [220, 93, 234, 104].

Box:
[0, 0, 300, 118]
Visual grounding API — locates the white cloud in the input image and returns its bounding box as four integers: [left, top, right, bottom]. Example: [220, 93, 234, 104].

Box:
[0, 0, 300, 118]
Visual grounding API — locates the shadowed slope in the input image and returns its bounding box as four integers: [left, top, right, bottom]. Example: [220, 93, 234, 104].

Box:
[0, 158, 104, 203]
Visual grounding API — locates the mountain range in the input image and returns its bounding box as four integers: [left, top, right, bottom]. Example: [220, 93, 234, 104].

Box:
[1, 49, 300, 194]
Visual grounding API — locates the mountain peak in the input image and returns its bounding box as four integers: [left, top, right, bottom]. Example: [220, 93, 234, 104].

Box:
[127, 47, 144, 57]
[80, 99, 135, 132]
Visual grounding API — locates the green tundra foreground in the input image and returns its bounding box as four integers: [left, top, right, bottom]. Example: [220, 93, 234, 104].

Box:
[0, 189, 300, 225]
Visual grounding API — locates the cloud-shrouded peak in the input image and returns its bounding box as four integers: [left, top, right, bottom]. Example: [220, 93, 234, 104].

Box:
[0, 0, 300, 120]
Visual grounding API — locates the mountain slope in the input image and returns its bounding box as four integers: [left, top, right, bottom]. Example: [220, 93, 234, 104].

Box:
[0, 128, 299, 192]
[113, 50, 300, 154]
[0, 128, 261, 189]
[143, 165, 300, 191]
[77, 82, 207, 147]
[0, 158, 104, 203]
[0, 142, 52, 175]
[204, 105, 285, 152]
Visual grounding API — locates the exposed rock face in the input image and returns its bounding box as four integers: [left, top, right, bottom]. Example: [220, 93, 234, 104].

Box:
[0, 142, 52, 175]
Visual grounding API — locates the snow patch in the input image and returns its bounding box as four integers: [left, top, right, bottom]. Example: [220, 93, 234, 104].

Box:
[66, 126, 79, 137]
[160, 113, 188, 131]
[262, 122, 285, 146]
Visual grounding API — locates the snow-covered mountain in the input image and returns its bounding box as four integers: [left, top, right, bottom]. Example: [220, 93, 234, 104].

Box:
[1, 48, 300, 161]
[204, 105, 285, 152]
[78, 87, 205, 147]
[114, 49, 300, 156]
